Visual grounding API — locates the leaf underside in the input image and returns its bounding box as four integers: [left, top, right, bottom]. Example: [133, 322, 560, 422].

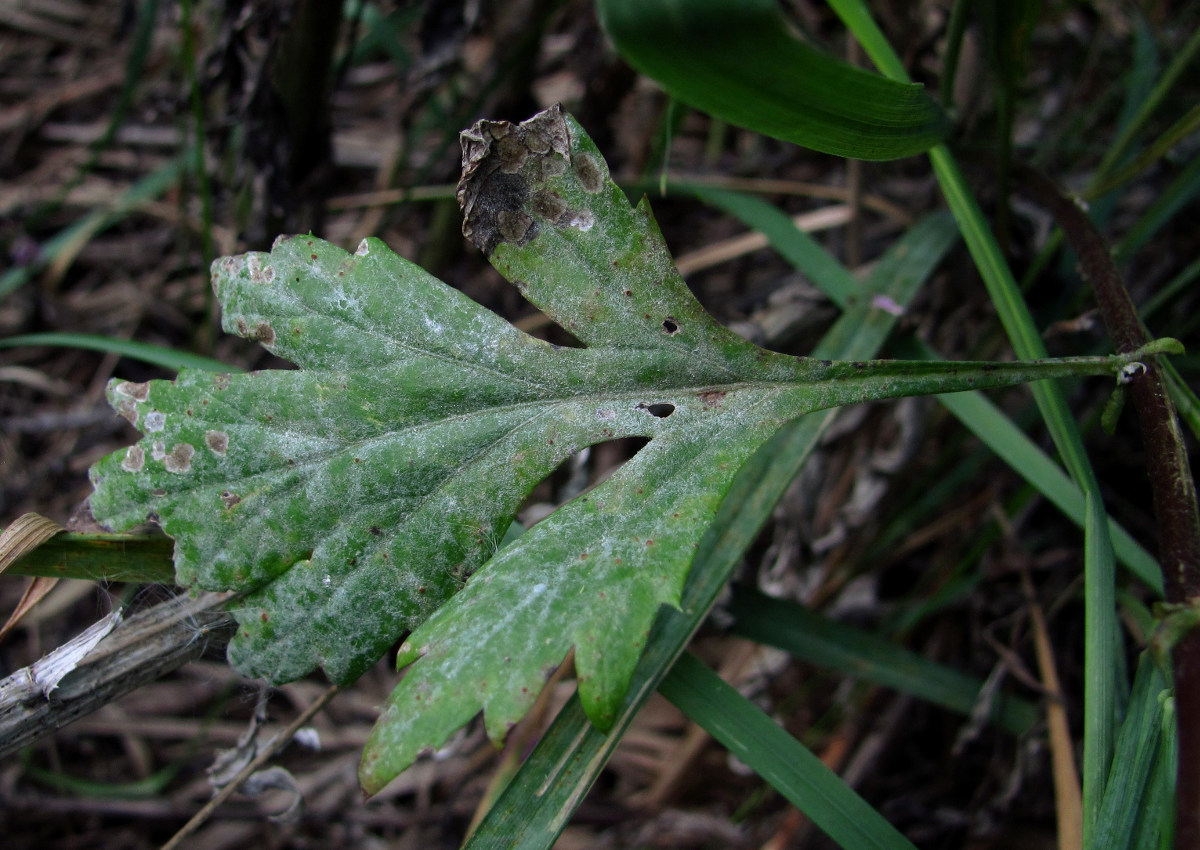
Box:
[89, 106, 1136, 794]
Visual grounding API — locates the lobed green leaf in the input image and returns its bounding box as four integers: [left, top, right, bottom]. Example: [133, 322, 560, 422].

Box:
[88, 107, 1170, 795]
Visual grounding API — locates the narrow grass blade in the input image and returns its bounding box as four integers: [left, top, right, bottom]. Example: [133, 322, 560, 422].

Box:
[931, 125, 1121, 850]
[0, 333, 239, 374]
[694, 187, 863, 305]
[1093, 22, 1200, 183]
[828, 3, 1125, 831]
[1137, 692, 1178, 850]
[659, 651, 919, 850]
[1115, 151, 1200, 262]
[596, 0, 948, 160]
[0, 158, 182, 300]
[728, 587, 1039, 737]
[1164, 360, 1200, 442]
[1094, 653, 1171, 847]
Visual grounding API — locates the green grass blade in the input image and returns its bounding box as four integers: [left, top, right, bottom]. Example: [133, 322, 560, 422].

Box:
[0, 157, 182, 300]
[1094, 653, 1172, 847]
[728, 588, 1039, 736]
[1137, 692, 1178, 850]
[0, 333, 239, 374]
[693, 187, 863, 305]
[1140, 254, 1200, 324]
[97, 0, 161, 152]
[1164, 360, 1200, 442]
[822, 0, 908, 80]
[596, 0, 949, 160]
[827, 2, 1124, 835]
[1115, 151, 1200, 262]
[1089, 104, 1200, 199]
[931, 98, 1121, 850]
[1094, 21, 1200, 182]
[659, 652, 919, 850]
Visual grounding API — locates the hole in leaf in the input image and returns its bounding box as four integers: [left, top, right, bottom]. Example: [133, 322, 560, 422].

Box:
[637, 402, 675, 418]
[661, 317, 680, 335]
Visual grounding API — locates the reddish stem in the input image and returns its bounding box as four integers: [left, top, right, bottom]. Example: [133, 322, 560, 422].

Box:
[1014, 163, 1200, 844]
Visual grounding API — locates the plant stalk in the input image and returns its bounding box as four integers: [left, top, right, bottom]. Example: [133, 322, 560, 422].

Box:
[1012, 162, 1200, 846]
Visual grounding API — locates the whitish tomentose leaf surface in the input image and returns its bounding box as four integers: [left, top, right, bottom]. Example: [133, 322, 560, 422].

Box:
[89, 106, 1170, 794]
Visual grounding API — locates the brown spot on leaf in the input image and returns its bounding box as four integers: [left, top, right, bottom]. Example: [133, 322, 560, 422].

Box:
[114, 381, 150, 401]
[163, 443, 195, 474]
[246, 254, 274, 284]
[221, 490, 241, 509]
[574, 153, 604, 193]
[699, 390, 726, 408]
[457, 105, 573, 254]
[116, 399, 138, 425]
[252, 323, 275, 345]
[213, 373, 231, 390]
[495, 133, 528, 172]
[205, 430, 228, 456]
[532, 189, 567, 221]
[497, 210, 533, 242]
[121, 445, 144, 472]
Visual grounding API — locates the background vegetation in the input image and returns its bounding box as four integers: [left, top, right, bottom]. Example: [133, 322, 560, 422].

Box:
[1, 1, 1198, 848]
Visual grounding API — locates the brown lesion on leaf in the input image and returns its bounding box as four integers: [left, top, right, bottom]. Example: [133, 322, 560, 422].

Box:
[457, 104, 573, 255]
[233, 318, 276, 346]
[121, 445, 144, 472]
[163, 443, 195, 474]
[497, 210, 533, 243]
[574, 153, 604, 193]
[252, 322, 275, 345]
[205, 430, 229, 456]
[532, 189, 568, 221]
[114, 381, 150, 402]
[494, 133, 528, 172]
[115, 399, 138, 425]
[220, 490, 241, 509]
[246, 253, 274, 285]
[698, 390, 726, 409]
